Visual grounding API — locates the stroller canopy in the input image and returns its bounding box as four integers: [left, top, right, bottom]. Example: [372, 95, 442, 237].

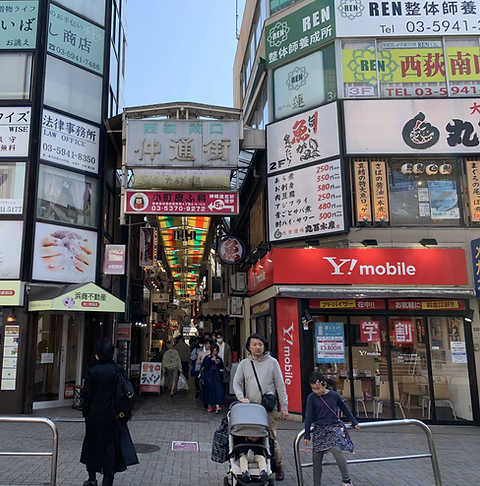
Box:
[229, 402, 269, 437]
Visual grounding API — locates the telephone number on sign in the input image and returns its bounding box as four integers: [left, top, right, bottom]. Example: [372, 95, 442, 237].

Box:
[404, 19, 480, 34]
[383, 85, 480, 97]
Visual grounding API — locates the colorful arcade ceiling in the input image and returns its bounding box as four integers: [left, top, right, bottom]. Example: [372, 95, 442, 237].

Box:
[156, 215, 211, 299]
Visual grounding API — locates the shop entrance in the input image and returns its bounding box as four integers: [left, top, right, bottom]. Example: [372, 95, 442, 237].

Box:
[33, 313, 84, 409]
[313, 313, 474, 423]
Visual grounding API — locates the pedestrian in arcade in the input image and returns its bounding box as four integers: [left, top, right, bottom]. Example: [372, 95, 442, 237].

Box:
[200, 342, 226, 413]
[303, 371, 361, 486]
[215, 330, 232, 394]
[174, 334, 191, 379]
[162, 341, 182, 397]
[233, 333, 288, 481]
[80, 338, 138, 486]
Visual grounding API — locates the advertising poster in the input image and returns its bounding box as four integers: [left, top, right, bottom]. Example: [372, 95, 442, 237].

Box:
[140, 362, 162, 394]
[451, 341, 467, 363]
[0, 162, 25, 214]
[41, 109, 100, 174]
[103, 245, 125, 275]
[316, 322, 345, 363]
[267, 159, 344, 242]
[1, 325, 19, 390]
[32, 222, 97, 283]
[0, 107, 31, 158]
[0, 221, 23, 279]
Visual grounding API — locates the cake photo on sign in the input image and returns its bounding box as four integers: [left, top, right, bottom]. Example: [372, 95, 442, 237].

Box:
[40, 229, 93, 273]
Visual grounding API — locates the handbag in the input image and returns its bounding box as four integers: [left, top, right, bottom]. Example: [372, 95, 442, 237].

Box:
[251, 361, 277, 412]
[319, 395, 355, 453]
[211, 415, 229, 463]
[177, 372, 189, 391]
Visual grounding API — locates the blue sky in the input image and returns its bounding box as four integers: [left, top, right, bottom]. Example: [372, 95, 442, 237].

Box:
[125, 0, 246, 109]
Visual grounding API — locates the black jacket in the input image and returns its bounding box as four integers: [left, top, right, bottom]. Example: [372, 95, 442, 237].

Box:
[80, 360, 138, 475]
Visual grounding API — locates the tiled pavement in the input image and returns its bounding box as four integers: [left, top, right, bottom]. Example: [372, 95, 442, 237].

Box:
[0, 382, 479, 486]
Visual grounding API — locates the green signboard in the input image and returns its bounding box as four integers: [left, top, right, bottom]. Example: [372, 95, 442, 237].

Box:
[270, 0, 301, 14]
[48, 4, 104, 75]
[265, 0, 335, 69]
[0, 1, 38, 49]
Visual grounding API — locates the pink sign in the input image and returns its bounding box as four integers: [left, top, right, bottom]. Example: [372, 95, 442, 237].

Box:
[171, 441, 198, 451]
[125, 190, 239, 215]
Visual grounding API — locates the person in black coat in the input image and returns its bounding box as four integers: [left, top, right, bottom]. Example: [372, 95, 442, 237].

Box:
[80, 338, 138, 486]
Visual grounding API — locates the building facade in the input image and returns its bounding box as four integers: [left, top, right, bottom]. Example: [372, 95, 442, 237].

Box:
[232, 0, 480, 424]
[0, 0, 127, 413]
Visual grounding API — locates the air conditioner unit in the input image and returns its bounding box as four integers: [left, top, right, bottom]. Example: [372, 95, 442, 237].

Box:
[230, 272, 247, 292]
[228, 296, 244, 317]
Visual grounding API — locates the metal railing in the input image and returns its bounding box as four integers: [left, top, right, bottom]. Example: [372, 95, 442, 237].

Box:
[0, 416, 58, 486]
[294, 419, 442, 486]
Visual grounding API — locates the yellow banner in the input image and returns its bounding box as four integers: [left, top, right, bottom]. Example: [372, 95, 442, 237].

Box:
[343, 46, 480, 84]
[420, 301, 460, 310]
[0, 281, 24, 306]
[318, 300, 357, 309]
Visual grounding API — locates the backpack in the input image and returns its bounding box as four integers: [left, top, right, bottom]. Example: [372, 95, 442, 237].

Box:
[112, 367, 135, 425]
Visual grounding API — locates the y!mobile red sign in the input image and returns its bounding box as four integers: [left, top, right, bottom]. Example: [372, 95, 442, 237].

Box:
[249, 248, 468, 294]
[125, 189, 238, 215]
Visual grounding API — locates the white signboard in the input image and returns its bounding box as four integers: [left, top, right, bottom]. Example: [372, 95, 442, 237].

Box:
[267, 103, 340, 175]
[335, 0, 480, 37]
[126, 119, 239, 168]
[344, 98, 480, 154]
[273, 50, 326, 120]
[0, 221, 23, 279]
[151, 292, 170, 303]
[451, 341, 467, 363]
[268, 159, 344, 241]
[41, 109, 100, 174]
[0, 107, 30, 158]
[32, 222, 97, 283]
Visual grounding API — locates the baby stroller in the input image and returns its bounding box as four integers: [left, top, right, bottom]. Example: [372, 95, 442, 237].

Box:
[224, 402, 275, 486]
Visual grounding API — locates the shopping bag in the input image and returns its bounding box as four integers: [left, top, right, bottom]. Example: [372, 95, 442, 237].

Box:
[211, 415, 229, 463]
[159, 373, 165, 387]
[177, 373, 189, 391]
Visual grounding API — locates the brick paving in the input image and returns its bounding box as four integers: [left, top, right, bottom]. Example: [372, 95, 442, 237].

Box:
[0, 382, 478, 486]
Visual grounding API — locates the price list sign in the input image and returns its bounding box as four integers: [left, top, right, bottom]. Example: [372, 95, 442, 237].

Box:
[267, 159, 344, 242]
[316, 322, 345, 364]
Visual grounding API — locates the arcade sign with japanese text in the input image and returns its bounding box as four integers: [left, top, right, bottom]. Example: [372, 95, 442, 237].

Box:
[344, 98, 480, 154]
[126, 119, 239, 168]
[0, 107, 30, 158]
[125, 189, 239, 215]
[335, 0, 480, 37]
[267, 103, 340, 175]
[0, 1, 38, 49]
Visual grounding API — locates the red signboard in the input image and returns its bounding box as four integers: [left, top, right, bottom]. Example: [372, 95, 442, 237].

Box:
[276, 299, 302, 414]
[360, 321, 381, 343]
[393, 320, 414, 345]
[125, 189, 239, 215]
[217, 236, 245, 264]
[248, 248, 468, 295]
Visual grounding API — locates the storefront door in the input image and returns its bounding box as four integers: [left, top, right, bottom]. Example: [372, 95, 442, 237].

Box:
[33, 313, 84, 409]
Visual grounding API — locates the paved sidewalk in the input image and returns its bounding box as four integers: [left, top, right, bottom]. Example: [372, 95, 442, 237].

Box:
[0, 384, 479, 486]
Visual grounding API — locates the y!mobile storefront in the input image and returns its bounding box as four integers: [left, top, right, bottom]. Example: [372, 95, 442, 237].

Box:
[248, 248, 479, 425]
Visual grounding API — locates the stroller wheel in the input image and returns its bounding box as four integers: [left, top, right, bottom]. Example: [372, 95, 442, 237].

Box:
[223, 476, 230, 486]
[268, 479, 275, 486]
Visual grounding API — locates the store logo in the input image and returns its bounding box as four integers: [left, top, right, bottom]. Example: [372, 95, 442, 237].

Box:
[346, 46, 398, 85]
[266, 21, 290, 48]
[337, 0, 365, 20]
[286, 66, 308, 91]
[402, 112, 440, 149]
[282, 323, 295, 385]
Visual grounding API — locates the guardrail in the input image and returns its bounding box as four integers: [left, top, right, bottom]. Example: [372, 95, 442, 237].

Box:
[0, 416, 58, 486]
[293, 419, 442, 486]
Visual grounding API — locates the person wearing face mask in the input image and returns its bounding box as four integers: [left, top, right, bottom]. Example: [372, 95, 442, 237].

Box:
[190, 338, 205, 398]
[215, 330, 232, 393]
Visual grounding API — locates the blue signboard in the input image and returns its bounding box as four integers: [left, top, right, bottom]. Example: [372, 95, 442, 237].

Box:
[315, 322, 345, 363]
[470, 238, 480, 297]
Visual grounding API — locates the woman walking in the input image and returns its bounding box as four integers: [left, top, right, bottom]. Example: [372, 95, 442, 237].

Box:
[200, 343, 225, 413]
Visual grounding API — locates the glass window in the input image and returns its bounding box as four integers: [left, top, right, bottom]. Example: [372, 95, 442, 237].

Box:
[388, 158, 461, 226]
[445, 38, 480, 97]
[54, 0, 106, 26]
[37, 164, 98, 227]
[0, 53, 32, 99]
[0, 162, 25, 214]
[44, 56, 103, 123]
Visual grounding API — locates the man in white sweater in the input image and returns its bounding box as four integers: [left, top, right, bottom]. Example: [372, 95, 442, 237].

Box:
[233, 333, 288, 481]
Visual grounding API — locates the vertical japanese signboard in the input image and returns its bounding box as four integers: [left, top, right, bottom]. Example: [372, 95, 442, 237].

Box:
[267, 103, 339, 175]
[352, 160, 372, 223]
[0, 1, 38, 48]
[267, 159, 344, 242]
[470, 238, 480, 298]
[316, 322, 345, 363]
[48, 4, 105, 74]
[370, 160, 389, 222]
[465, 159, 480, 222]
[1, 325, 19, 390]
[104, 245, 126, 275]
[139, 227, 157, 268]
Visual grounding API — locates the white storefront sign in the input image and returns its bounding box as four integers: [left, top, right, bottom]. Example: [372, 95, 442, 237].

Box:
[273, 50, 326, 120]
[126, 119, 239, 168]
[0, 107, 30, 158]
[32, 222, 97, 283]
[151, 292, 170, 303]
[0, 221, 24, 279]
[41, 109, 100, 174]
[344, 98, 480, 154]
[267, 159, 344, 241]
[267, 103, 340, 175]
[335, 0, 480, 37]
